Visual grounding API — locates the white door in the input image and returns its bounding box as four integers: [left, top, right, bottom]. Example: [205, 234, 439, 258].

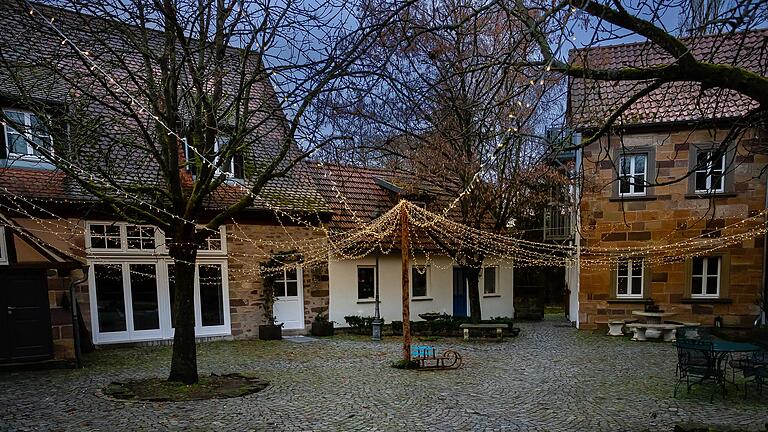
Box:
[273, 266, 305, 330]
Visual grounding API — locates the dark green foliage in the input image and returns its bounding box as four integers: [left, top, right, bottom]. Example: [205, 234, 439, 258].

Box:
[388, 315, 518, 337]
[390, 359, 421, 369]
[343, 315, 377, 334]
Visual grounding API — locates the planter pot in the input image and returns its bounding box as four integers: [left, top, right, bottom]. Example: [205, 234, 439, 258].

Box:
[259, 324, 282, 340]
[310, 321, 334, 337]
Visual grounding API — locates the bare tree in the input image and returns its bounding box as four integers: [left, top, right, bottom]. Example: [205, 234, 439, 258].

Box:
[0, 0, 408, 383]
[324, 0, 569, 322]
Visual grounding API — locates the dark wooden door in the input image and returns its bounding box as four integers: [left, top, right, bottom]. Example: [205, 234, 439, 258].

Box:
[0, 270, 53, 362]
[452, 267, 467, 317]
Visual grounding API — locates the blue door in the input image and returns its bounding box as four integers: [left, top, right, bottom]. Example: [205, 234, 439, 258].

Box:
[452, 267, 467, 317]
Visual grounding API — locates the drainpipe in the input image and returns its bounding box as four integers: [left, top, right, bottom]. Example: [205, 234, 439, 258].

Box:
[69, 266, 89, 369]
[761, 170, 768, 326]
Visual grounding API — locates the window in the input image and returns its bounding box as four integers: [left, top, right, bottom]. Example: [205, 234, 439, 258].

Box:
[483, 266, 497, 295]
[618, 154, 647, 196]
[89, 224, 122, 250]
[617, 258, 643, 298]
[2, 109, 52, 158]
[199, 264, 225, 326]
[357, 266, 376, 300]
[411, 266, 428, 297]
[691, 256, 720, 298]
[0, 228, 8, 266]
[185, 136, 243, 179]
[126, 225, 156, 250]
[694, 150, 726, 193]
[273, 267, 299, 298]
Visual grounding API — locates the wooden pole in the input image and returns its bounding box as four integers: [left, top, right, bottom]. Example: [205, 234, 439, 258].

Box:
[400, 201, 411, 363]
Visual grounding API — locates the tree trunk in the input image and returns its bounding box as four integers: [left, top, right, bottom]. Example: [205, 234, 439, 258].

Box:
[168, 229, 199, 384]
[465, 265, 482, 323]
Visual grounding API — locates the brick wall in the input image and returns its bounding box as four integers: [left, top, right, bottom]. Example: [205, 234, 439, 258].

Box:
[225, 223, 329, 338]
[578, 128, 766, 329]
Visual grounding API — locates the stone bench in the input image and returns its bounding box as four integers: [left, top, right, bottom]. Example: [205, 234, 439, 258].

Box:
[626, 323, 685, 342]
[459, 323, 508, 341]
[607, 319, 638, 337]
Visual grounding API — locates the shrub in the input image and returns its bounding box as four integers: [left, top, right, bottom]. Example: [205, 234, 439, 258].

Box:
[343, 315, 377, 334]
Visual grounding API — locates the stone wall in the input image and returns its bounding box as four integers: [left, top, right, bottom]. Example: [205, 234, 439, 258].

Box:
[47, 269, 78, 362]
[225, 222, 329, 338]
[578, 128, 766, 329]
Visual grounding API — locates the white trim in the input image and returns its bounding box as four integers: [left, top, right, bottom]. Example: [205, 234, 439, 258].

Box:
[410, 265, 431, 299]
[482, 266, 499, 296]
[618, 153, 647, 197]
[86, 221, 226, 257]
[2, 108, 53, 161]
[273, 265, 304, 330]
[616, 258, 644, 298]
[691, 256, 721, 298]
[0, 227, 8, 266]
[694, 151, 726, 193]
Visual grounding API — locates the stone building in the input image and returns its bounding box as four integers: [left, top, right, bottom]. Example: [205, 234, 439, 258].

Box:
[566, 29, 768, 329]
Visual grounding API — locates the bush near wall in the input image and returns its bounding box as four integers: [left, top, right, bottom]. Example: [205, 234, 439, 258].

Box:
[388, 316, 517, 337]
[343, 315, 378, 334]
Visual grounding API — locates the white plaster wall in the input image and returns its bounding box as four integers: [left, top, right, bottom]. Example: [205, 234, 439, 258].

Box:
[329, 254, 514, 325]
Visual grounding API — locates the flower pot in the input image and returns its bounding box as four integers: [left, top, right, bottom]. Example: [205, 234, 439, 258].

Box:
[310, 321, 334, 337]
[259, 324, 282, 340]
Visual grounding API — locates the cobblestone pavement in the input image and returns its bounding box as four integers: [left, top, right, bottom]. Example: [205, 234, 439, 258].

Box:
[1, 316, 767, 432]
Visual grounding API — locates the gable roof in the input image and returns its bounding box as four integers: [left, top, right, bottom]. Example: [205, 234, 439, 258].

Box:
[0, 2, 327, 214]
[568, 28, 768, 129]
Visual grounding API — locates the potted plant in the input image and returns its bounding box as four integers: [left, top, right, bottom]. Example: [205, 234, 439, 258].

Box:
[310, 313, 334, 337]
[258, 277, 283, 340]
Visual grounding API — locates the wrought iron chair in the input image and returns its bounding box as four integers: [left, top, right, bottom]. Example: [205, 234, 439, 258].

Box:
[674, 339, 717, 401]
[731, 350, 767, 397]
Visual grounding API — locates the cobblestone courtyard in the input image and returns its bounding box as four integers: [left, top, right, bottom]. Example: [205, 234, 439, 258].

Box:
[1, 316, 766, 432]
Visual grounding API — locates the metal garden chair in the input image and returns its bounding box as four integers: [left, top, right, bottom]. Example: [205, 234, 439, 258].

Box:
[674, 339, 717, 401]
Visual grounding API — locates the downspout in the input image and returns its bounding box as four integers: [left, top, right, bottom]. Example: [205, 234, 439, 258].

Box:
[69, 266, 89, 369]
[761, 170, 768, 326]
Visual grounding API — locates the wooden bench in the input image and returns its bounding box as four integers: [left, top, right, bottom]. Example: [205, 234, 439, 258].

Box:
[625, 323, 684, 342]
[459, 323, 508, 341]
[607, 319, 638, 336]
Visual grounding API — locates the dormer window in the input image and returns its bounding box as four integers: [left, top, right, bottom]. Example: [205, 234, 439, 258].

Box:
[184, 135, 243, 179]
[2, 109, 53, 159]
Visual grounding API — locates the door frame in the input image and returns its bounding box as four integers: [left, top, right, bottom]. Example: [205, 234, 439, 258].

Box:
[274, 266, 305, 330]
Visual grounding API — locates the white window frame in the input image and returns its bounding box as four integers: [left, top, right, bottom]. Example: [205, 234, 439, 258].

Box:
[184, 136, 241, 179]
[618, 154, 647, 197]
[2, 108, 53, 160]
[691, 256, 721, 298]
[410, 265, 431, 299]
[192, 259, 232, 336]
[0, 227, 8, 266]
[482, 266, 499, 296]
[356, 265, 377, 301]
[86, 221, 226, 256]
[694, 150, 726, 193]
[617, 258, 644, 298]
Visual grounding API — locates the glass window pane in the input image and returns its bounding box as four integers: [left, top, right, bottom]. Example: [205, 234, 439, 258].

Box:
[706, 277, 718, 295]
[697, 150, 709, 166]
[273, 281, 286, 297]
[286, 281, 298, 297]
[692, 277, 703, 295]
[634, 155, 646, 173]
[619, 156, 629, 175]
[631, 260, 643, 277]
[8, 132, 27, 154]
[357, 267, 375, 299]
[619, 178, 630, 194]
[631, 277, 642, 295]
[412, 267, 427, 297]
[695, 172, 708, 191]
[286, 267, 297, 281]
[484, 267, 496, 294]
[129, 264, 159, 331]
[633, 175, 645, 193]
[712, 153, 724, 170]
[199, 264, 224, 326]
[94, 264, 126, 333]
[711, 174, 723, 191]
[617, 260, 628, 277]
[707, 257, 720, 276]
[91, 236, 106, 249]
[692, 257, 703, 275]
[617, 277, 628, 295]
